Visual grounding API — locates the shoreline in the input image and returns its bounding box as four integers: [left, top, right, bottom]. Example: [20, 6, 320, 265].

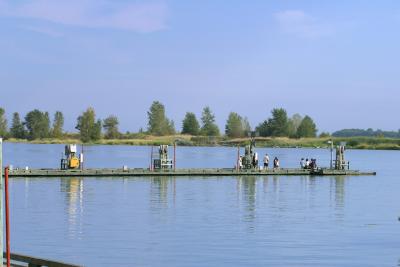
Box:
[3, 136, 400, 150]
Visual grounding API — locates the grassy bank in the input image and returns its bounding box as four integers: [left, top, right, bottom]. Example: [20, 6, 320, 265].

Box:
[5, 136, 400, 150]
[222, 136, 400, 150]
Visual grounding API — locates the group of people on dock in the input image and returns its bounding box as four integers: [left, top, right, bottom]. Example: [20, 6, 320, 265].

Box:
[262, 154, 280, 169]
[300, 158, 317, 170]
[238, 153, 280, 170]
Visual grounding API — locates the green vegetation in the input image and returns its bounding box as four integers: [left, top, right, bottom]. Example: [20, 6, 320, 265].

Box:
[297, 116, 317, 138]
[225, 112, 250, 138]
[103, 115, 120, 139]
[4, 135, 400, 150]
[181, 112, 200, 135]
[200, 106, 220, 136]
[10, 112, 26, 139]
[76, 108, 102, 142]
[147, 101, 175, 136]
[0, 102, 399, 150]
[0, 107, 8, 138]
[222, 136, 400, 150]
[52, 111, 64, 138]
[333, 128, 400, 138]
[319, 132, 331, 138]
[287, 113, 303, 138]
[25, 109, 51, 140]
[256, 108, 289, 137]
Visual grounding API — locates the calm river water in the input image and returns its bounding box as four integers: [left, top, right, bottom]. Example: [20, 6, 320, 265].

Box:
[2, 143, 400, 267]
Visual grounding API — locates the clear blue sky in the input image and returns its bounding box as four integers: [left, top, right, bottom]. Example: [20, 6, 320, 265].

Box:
[0, 0, 399, 133]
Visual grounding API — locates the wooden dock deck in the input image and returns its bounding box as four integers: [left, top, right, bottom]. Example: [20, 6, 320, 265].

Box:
[3, 252, 83, 267]
[7, 168, 376, 177]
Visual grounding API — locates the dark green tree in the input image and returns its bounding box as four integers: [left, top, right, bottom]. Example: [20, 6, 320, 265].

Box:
[0, 107, 7, 138]
[297, 115, 317, 138]
[256, 108, 289, 137]
[225, 112, 250, 138]
[287, 113, 303, 138]
[256, 120, 269, 137]
[10, 112, 26, 139]
[52, 111, 64, 138]
[200, 106, 220, 136]
[76, 107, 102, 142]
[147, 101, 175, 136]
[243, 117, 251, 137]
[319, 132, 330, 138]
[103, 115, 120, 139]
[25, 109, 50, 140]
[181, 112, 200, 135]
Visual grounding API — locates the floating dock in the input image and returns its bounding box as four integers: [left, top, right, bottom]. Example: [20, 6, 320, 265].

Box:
[7, 168, 376, 178]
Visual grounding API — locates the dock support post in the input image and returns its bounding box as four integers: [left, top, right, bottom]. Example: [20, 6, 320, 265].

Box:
[5, 167, 10, 267]
[0, 138, 3, 266]
[150, 146, 154, 171]
[236, 146, 240, 171]
[173, 142, 176, 171]
[328, 140, 333, 169]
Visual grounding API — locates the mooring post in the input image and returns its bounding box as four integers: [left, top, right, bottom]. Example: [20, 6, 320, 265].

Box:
[0, 138, 3, 266]
[5, 167, 10, 267]
[236, 146, 240, 171]
[173, 142, 176, 171]
[150, 146, 154, 171]
[328, 140, 333, 169]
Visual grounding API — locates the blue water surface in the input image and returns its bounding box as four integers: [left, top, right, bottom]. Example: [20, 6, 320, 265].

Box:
[2, 143, 400, 267]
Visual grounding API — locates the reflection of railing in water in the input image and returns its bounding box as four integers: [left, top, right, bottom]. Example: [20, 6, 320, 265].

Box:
[3, 252, 83, 267]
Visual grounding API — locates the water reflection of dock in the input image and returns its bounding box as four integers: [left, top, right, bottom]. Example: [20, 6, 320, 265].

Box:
[236, 175, 348, 227]
[53, 175, 347, 234]
[237, 176, 258, 229]
[150, 177, 176, 207]
[330, 176, 346, 210]
[60, 178, 84, 239]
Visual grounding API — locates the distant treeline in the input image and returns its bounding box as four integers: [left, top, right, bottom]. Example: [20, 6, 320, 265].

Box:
[332, 128, 400, 138]
[0, 101, 319, 142]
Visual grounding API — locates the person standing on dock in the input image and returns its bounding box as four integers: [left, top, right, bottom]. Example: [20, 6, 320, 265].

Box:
[300, 158, 305, 169]
[263, 154, 270, 169]
[273, 157, 280, 169]
[253, 152, 259, 168]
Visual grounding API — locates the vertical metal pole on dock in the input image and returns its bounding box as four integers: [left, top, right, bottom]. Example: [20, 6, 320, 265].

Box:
[173, 142, 176, 171]
[4, 167, 10, 267]
[236, 146, 240, 171]
[0, 138, 3, 266]
[330, 141, 333, 169]
[150, 146, 154, 171]
[328, 140, 333, 169]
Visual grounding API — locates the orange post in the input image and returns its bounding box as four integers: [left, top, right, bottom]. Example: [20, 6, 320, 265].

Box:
[5, 167, 10, 267]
